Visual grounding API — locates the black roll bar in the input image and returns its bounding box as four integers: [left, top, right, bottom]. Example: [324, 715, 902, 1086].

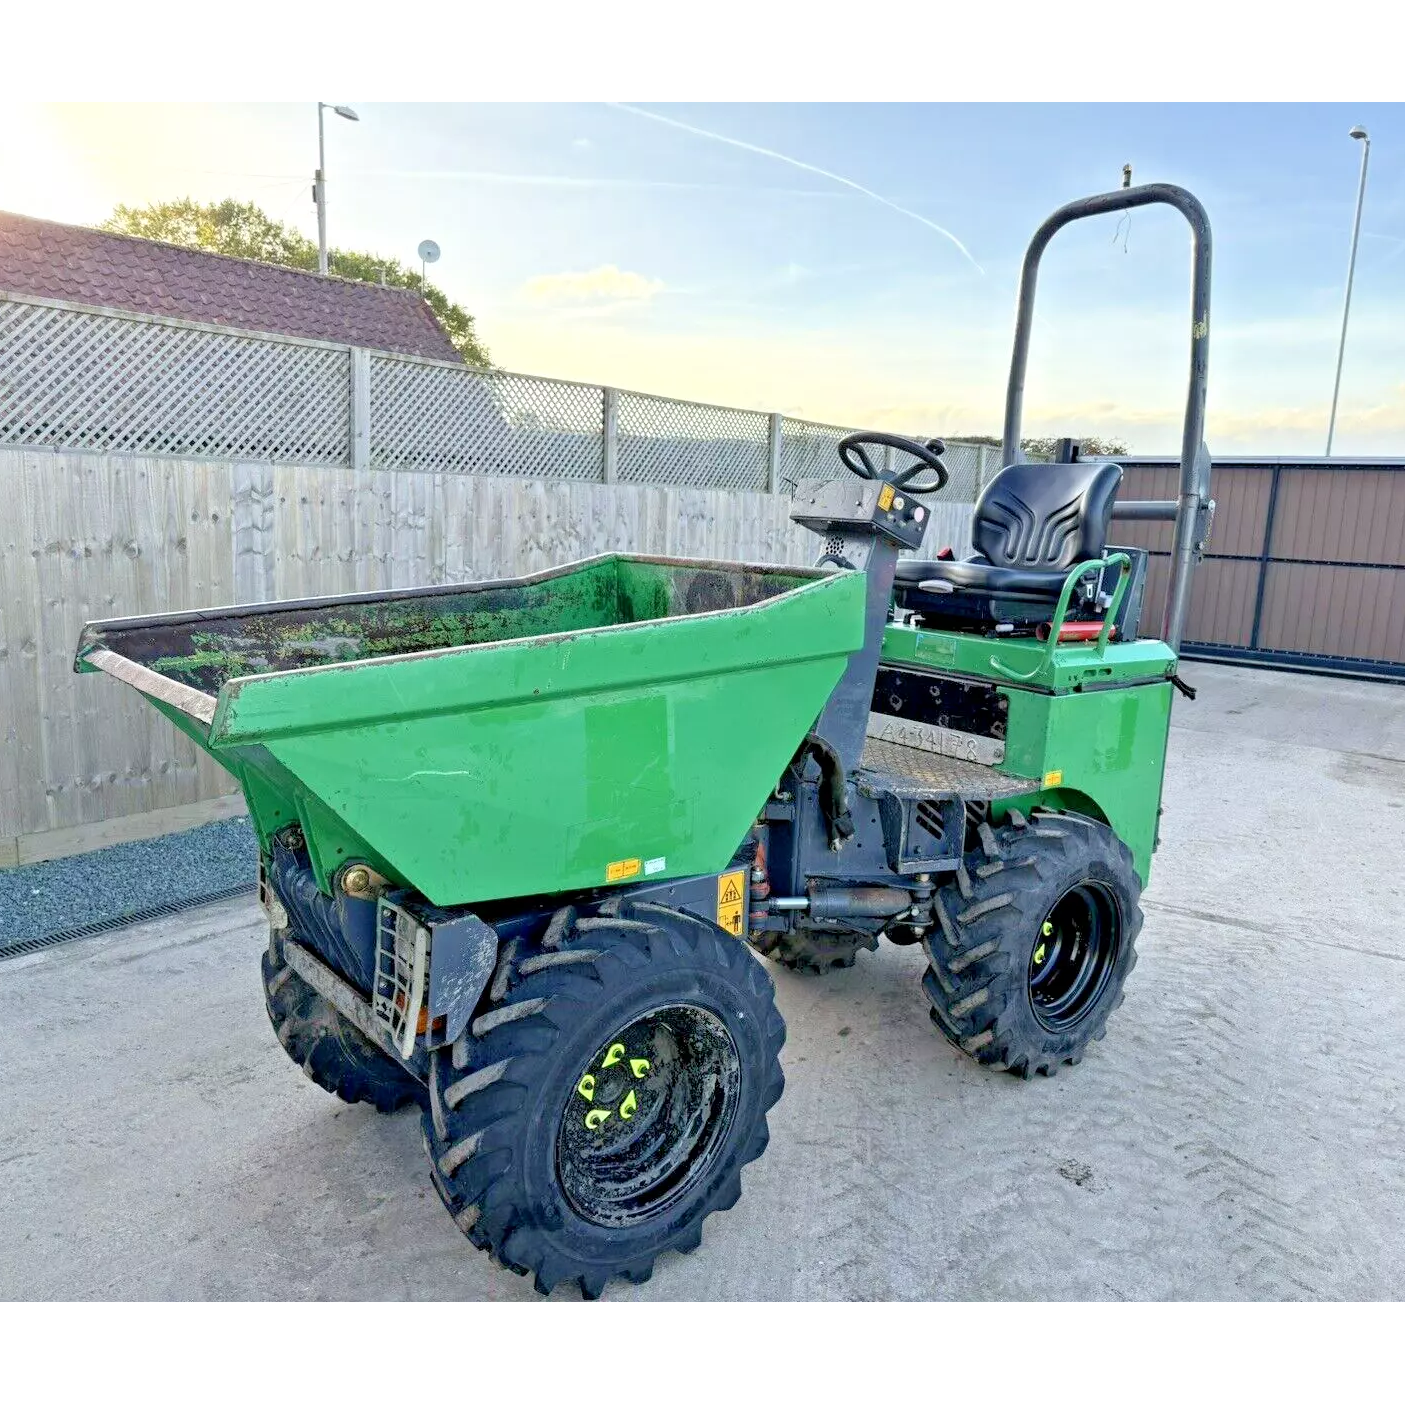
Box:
[999, 183, 1213, 652]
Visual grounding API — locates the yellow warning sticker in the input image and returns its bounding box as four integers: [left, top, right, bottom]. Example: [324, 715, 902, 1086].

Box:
[717, 868, 746, 937]
[1043, 770, 1063, 787]
[606, 857, 642, 883]
[877, 482, 895, 511]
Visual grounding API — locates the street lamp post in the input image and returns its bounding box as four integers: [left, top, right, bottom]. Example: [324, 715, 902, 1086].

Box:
[314, 102, 359, 276]
[1326, 125, 1371, 457]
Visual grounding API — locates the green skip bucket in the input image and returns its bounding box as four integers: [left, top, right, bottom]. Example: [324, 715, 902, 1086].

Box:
[76, 554, 865, 906]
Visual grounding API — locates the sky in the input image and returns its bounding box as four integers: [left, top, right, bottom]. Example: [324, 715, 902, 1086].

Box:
[3, 101, 1403, 455]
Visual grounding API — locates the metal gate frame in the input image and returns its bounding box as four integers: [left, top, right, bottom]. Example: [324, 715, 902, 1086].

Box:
[1117, 456, 1405, 684]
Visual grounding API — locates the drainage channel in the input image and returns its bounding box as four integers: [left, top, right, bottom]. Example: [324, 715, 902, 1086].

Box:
[0, 882, 258, 962]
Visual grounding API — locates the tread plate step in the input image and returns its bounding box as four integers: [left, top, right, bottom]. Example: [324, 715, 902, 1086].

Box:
[856, 737, 1041, 801]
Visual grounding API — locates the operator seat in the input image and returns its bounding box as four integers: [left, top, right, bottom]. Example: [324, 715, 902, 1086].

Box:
[893, 458, 1123, 626]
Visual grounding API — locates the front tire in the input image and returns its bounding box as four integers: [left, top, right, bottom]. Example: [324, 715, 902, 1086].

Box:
[422, 901, 786, 1298]
[922, 809, 1142, 1077]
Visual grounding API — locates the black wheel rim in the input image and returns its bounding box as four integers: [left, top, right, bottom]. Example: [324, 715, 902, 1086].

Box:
[1027, 882, 1121, 1032]
[556, 1004, 741, 1229]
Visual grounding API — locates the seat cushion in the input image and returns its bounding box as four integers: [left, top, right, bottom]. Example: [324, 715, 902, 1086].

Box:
[892, 458, 1123, 619]
[894, 556, 1069, 597]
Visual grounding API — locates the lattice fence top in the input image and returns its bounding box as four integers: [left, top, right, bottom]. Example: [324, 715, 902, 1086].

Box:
[0, 298, 349, 464]
[779, 418, 852, 494]
[1, 293, 995, 500]
[935, 441, 984, 501]
[370, 356, 603, 479]
[616, 391, 769, 491]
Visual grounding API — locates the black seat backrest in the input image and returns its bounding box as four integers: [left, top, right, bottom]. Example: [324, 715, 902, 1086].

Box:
[971, 459, 1123, 570]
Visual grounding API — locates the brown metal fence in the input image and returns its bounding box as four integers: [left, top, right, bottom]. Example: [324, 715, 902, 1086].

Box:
[1113, 457, 1405, 681]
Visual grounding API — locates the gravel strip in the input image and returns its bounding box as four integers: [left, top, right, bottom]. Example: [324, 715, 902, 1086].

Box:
[0, 817, 258, 950]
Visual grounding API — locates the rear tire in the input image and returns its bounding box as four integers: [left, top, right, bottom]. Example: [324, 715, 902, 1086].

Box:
[262, 933, 422, 1113]
[922, 810, 1142, 1077]
[422, 901, 786, 1298]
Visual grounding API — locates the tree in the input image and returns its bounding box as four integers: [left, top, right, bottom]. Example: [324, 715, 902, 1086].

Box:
[954, 433, 1131, 461]
[1020, 435, 1130, 461]
[101, 198, 490, 367]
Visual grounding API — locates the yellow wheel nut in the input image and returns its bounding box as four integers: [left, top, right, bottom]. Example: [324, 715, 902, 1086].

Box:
[601, 1042, 626, 1068]
[576, 1074, 596, 1102]
[630, 1057, 651, 1079]
[619, 1089, 638, 1120]
[585, 1108, 611, 1131]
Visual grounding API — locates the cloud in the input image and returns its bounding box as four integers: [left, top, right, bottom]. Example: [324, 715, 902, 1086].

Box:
[571, 137, 592, 150]
[521, 264, 665, 306]
[346, 168, 859, 199]
[608, 102, 984, 275]
[479, 301, 1405, 458]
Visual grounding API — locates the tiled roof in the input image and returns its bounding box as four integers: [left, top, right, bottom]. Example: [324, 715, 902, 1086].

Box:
[0, 209, 460, 361]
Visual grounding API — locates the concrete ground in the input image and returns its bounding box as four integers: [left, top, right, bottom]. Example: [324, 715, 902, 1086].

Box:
[3, 661, 1404, 1301]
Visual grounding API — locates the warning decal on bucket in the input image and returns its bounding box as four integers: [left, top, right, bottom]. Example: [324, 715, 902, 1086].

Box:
[716, 869, 746, 937]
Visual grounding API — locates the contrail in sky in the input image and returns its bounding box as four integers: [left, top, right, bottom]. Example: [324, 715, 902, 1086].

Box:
[609, 102, 984, 275]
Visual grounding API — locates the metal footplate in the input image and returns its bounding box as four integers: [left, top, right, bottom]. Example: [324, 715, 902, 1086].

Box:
[857, 735, 1040, 802]
[853, 729, 1040, 875]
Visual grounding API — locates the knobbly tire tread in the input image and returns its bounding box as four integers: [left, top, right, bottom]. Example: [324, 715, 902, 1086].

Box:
[922, 809, 1143, 1078]
[262, 934, 422, 1113]
[421, 902, 786, 1298]
[746, 925, 879, 975]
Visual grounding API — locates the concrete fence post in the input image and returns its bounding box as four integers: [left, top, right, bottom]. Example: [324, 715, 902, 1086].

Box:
[767, 412, 783, 494]
[602, 387, 619, 483]
[349, 347, 371, 472]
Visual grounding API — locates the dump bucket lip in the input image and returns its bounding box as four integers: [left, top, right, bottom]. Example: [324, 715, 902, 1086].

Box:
[74, 552, 859, 738]
[73, 552, 835, 644]
[80, 646, 218, 726]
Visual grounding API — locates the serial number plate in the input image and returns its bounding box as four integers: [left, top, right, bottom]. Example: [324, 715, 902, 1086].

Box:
[865, 711, 1005, 766]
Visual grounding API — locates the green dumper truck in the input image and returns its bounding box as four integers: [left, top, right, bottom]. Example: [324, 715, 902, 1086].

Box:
[77, 183, 1215, 1296]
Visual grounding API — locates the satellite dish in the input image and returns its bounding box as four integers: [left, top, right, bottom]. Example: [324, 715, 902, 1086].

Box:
[418, 239, 441, 264]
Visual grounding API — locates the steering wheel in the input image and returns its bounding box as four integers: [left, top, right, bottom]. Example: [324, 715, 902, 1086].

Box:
[837, 431, 949, 495]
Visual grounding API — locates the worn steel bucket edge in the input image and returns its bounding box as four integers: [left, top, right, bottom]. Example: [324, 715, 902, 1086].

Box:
[74, 552, 828, 671]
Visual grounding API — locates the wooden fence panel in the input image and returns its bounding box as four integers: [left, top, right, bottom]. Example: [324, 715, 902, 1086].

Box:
[1, 448, 974, 858]
[2, 452, 240, 844]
